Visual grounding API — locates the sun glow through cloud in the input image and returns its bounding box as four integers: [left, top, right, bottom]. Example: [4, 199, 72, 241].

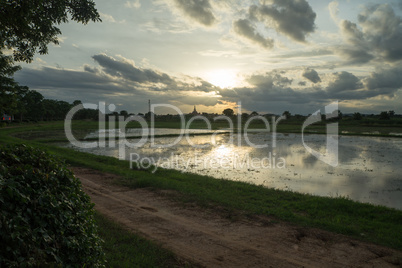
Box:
[205, 69, 240, 89]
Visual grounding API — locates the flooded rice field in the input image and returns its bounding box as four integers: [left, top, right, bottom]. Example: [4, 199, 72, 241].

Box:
[64, 129, 402, 210]
[83, 128, 228, 139]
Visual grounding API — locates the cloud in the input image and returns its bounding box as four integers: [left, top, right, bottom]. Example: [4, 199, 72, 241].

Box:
[92, 54, 175, 86]
[14, 67, 126, 95]
[298, 81, 307, 86]
[335, 47, 374, 64]
[172, 0, 216, 27]
[14, 54, 222, 113]
[340, 20, 364, 45]
[302, 69, 321, 83]
[141, 18, 191, 33]
[276, 48, 333, 59]
[98, 12, 125, 24]
[233, 19, 274, 49]
[328, 1, 340, 24]
[246, 71, 292, 87]
[249, 0, 316, 42]
[358, 4, 402, 62]
[364, 64, 402, 96]
[326, 71, 362, 93]
[125, 0, 141, 9]
[99, 12, 116, 23]
[13, 52, 402, 116]
[218, 66, 402, 113]
[337, 4, 402, 63]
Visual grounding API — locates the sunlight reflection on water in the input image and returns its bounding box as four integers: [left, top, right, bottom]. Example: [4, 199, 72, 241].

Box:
[65, 131, 402, 210]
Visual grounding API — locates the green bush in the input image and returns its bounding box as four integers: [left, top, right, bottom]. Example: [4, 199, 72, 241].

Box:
[0, 144, 105, 267]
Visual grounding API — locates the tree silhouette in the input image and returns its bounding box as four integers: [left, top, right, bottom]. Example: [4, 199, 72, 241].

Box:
[379, 111, 390, 120]
[282, 111, 291, 118]
[0, 0, 101, 63]
[0, 0, 101, 119]
[223, 108, 234, 117]
[353, 112, 362, 120]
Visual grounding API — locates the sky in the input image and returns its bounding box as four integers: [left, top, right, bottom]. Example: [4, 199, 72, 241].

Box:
[14, 0, 402, 115]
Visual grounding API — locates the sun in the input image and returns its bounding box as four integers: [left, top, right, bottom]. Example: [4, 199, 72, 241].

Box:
[204, 69, 239, 89]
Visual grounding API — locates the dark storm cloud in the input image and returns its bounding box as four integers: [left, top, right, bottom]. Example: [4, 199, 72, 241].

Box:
[302, 69, 321, 83]
[248, 0, 316, 42]
[338, 4, 402, 63]
[173, 0, 216, 26]
[233, 19, 274, 49]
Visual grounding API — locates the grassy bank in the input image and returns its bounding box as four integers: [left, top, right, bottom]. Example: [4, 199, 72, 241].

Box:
[1, 122, 402, 253]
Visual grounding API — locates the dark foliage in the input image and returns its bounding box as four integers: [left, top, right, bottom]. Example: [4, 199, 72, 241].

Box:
[0, 144, 105, 267]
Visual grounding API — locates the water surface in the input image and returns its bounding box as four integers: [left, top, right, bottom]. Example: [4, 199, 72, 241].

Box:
[65, 130, 402, 210]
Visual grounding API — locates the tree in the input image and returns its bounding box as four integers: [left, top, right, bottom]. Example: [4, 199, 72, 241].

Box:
[43, 99, 57, 121]
[250, 111, 258, 117]
[0, 0, 101, 119]
[282, 111, 291, 118]
[353, 112, 362, 120]
[120, 110, 128, 118]
[0, 53, 21, 114]
[73, 100, 83, 106]
[223, 108, 234, 117]
[14, 85, 30, 120]
[20, 89, 44, 121]
[0, 0, 101, 63]
[379, 111, 390, 120]
[55, 100, 72, 119]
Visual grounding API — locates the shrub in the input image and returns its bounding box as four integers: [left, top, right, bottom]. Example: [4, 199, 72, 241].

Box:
[0, 144, 105, 267]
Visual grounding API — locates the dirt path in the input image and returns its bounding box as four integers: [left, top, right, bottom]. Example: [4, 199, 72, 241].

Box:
[71, 167, 401, 268]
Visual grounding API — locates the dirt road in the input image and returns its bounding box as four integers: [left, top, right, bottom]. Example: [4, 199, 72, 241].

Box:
[71, 167, 401, 268]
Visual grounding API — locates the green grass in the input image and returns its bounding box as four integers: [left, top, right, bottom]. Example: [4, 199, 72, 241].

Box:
[94, 212, 192, 267]
[1, 121, 402, 252]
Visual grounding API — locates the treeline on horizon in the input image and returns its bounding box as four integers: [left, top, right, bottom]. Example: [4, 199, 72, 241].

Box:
[0, 86, 98, 122]
[1, 86, 401, 124]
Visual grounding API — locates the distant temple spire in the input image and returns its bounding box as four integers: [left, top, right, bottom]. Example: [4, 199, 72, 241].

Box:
[190, 105, 199, 115]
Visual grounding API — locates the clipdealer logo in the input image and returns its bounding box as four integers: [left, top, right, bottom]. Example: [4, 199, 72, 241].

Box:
[64, 101, 339, 171]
